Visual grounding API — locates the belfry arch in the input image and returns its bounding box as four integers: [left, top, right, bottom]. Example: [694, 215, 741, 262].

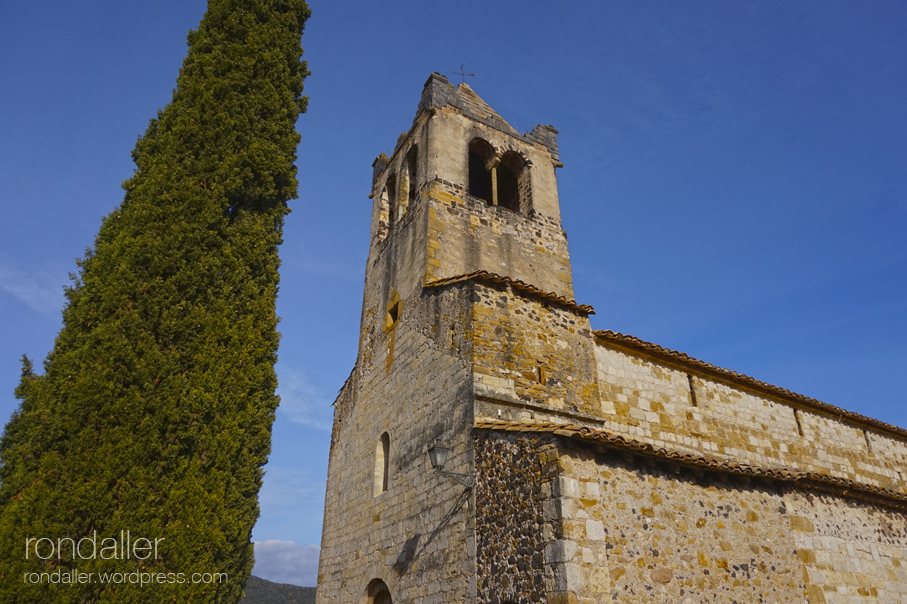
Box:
[498, 150, 528, 212]
[467, 139, 531, 213]
[468, 138, 495, 204]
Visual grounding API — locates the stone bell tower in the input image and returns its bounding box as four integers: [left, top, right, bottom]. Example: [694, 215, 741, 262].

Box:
[362, 72, 575, 310]
[316, 73, 599, 604]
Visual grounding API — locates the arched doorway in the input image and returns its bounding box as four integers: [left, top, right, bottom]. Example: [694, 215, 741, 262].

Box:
[364, 578, 392, 604]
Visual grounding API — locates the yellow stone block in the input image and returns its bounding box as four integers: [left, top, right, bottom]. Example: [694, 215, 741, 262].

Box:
[789, 515, 815, 533]
[796, 549, 816, 564]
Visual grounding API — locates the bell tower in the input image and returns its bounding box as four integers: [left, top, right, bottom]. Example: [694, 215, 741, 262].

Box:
[317, 74, 599, 604]
[364, 72, 573, 307]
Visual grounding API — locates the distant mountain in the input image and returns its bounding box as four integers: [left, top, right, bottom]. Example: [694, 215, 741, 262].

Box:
[240, 576, 316, 604]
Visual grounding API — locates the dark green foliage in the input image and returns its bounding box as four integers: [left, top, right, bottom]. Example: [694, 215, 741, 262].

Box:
[240, 576, 316, 604]
[0, 1, 309, 601]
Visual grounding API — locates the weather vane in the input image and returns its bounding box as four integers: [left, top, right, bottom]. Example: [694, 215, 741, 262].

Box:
[452, 64, 474, 84]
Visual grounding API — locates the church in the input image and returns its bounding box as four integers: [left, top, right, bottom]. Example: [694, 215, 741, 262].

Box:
[315, 73, 907, 604]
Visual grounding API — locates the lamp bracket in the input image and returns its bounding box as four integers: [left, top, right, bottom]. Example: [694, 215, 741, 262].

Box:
[437, 469, 474, 488]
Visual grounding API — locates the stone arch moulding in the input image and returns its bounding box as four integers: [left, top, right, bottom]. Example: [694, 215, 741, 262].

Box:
[363, 578, 392, 604]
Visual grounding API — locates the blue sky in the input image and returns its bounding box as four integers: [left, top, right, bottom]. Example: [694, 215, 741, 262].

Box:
[2, 0, 905, 587]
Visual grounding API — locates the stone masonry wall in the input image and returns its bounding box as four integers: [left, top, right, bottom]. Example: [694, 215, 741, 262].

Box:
[594, 342, 907, 496]
[550, 435, 906, 603]
[316, 286, 476, 604]
[474, 431, 554, 604]
[558, 446, 804, 604]
[425, 179, 574, 299]
[785, 489, 907, 603]
[468, 283, 600, 420]
[554, 437, 806, 602]
[548, 434, 907, 603]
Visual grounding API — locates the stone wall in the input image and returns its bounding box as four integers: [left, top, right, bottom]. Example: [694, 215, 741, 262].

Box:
[316, 285, 477, 604]
[425, 175, 573, 298]
[594, 341, 907, 496]
[466, 283, 599, 420]
[473, 431, 554, 604]
[785, 489, 907, 602]
[520, 432, 907, 603]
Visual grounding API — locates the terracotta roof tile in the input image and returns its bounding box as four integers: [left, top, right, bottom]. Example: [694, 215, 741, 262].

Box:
[475, 419, 907, 510]
[424, 270, 595, 316]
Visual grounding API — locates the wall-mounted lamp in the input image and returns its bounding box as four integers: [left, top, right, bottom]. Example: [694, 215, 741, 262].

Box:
[427, 445, 474, 488]
[428, 445, 449, 470]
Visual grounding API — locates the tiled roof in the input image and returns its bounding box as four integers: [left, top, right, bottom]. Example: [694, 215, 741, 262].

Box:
[475, 419, 907, 511]
[423, 270, 595, 316]
[594, 330, 907, 440]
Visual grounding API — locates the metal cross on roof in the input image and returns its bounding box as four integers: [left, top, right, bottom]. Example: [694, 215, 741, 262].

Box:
[452, 64, 474, 84]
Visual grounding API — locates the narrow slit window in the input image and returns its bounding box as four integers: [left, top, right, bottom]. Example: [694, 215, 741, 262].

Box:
[385, 300, 401, 332]
[687, 373, 698, 407]
[374, 432, 390, 496]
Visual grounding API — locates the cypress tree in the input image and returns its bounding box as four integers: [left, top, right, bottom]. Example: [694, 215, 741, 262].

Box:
[0, 1, 310, 602]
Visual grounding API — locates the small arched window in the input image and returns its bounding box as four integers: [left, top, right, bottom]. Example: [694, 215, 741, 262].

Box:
[374, 432, 390, 496]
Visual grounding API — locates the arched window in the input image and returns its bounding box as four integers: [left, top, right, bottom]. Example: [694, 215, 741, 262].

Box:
[406, 145, 418, 205]
[374, 432, 390, 496]
[467, 141, 530, 213]
[468, 138, 495, 204]
[385, 174, 397, 227]
[498, 151, 528, 212]
[365, 579, 392, 604]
